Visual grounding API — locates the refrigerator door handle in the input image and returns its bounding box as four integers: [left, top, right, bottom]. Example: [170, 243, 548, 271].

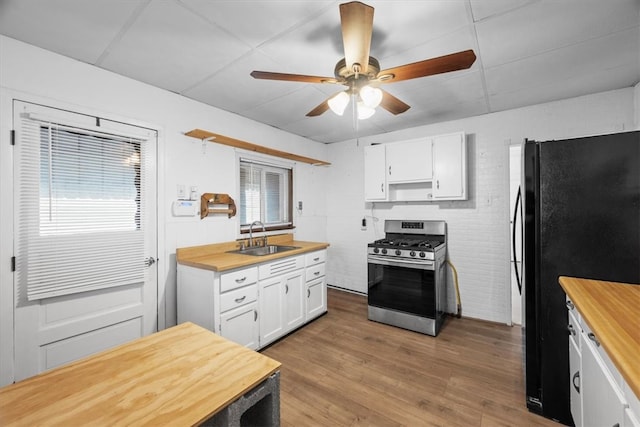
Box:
[512, 185, 522, 294]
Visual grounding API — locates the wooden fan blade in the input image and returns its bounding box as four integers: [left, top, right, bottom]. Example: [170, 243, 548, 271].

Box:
[250, 70, 337, 84]
[340, 1, 374, 74]
[379, 90, 410, 115]
[378, 49, 477, 83]
[306, 100, 331, 117]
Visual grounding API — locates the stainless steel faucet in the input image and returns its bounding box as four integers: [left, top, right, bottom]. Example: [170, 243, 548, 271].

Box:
[248, 221, 266, 247]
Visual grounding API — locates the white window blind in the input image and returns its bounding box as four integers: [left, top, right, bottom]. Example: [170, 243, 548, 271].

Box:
[15, 109, 151, 301]
[239, 159, 291, 228]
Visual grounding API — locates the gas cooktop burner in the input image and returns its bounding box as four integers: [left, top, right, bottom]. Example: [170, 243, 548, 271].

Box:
[372, 238, 442, 250]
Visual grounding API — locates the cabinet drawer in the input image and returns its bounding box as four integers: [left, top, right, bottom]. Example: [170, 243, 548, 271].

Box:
[306, 263, 325, 282]
[221, 267, 258, 292]
[220, 284, 258, 313]
[305, 250, 326, 266]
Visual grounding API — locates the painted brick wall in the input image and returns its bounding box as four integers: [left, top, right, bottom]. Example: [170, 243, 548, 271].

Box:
[325, 88, 635, 324]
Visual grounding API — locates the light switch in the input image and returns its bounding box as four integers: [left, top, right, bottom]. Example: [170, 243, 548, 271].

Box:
[177, 184, 186, 199]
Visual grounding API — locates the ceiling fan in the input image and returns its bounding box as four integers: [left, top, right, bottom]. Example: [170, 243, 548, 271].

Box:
[250, 1, 477, 120]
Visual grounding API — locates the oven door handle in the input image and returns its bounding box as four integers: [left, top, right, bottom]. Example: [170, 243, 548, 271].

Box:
[367, 255, 434, 270]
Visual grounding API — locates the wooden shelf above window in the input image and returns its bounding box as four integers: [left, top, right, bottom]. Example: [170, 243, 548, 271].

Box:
[185, 129, 331, 166]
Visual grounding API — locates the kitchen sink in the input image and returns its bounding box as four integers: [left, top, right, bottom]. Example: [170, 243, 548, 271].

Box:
[228, 245, 300, 256]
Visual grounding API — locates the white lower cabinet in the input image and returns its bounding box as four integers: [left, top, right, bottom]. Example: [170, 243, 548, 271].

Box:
[178, 249, 327, 351]
[306, 278, 326, 320]
[259, 268, 305, 347]
[581, 331, 626, 427]
[567, 296, 637, 427]
[305, 250, 327, 321]
[259, 275, 285, 346]
[568, 305, 582, 427]
[283, 271, 305, 331]
[220, 302, 259, 350]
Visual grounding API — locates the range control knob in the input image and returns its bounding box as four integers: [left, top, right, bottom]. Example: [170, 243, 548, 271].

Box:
[381, 248, 387, 255]
[410, 251, 416, 257]
[395, 249, 402, 256]
[419, 252, 426, 258]
[373, 248, 380, 254]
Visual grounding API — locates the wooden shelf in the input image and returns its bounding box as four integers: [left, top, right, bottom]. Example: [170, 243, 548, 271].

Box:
[185, 129, 331, 166]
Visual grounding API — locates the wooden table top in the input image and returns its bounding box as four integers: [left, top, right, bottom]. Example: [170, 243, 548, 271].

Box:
[559, 276, 640, 399]
[0, 322, 281, 426]
[177, 233, 329, 272]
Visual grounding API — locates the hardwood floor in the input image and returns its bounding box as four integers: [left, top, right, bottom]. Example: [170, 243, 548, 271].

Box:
[261, 288, 560, 427]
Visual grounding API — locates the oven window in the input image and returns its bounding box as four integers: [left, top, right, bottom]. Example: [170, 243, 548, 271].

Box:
[368, 263, 436, 318]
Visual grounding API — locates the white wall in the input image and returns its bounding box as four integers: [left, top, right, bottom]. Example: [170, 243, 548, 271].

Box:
[325, 88, 635, 324]
[0, 36, 328, 384]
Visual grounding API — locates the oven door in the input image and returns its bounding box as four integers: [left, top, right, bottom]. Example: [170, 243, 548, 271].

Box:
[367, 255, 436, 318]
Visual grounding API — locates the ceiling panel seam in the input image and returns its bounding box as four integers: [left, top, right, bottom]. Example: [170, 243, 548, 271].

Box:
[95, 0, 152, 66]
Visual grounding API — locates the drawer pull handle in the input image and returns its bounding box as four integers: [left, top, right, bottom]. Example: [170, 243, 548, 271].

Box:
[587, 332, 600, 347]
[254, 310, 258, 321]
[572, 371, 580, 393]
[234, 296, 246, 304]
[235, 277, 247, 283]
[566, 300, 575, 310]
[313, 257, 320, 262]
[567, 324, 576, 336]
[307, 289, 311, 298]
[314, 271, 320, 276]
[285, 284, 289, 294]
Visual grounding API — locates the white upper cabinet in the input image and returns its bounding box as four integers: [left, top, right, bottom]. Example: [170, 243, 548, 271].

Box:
[364, 144, 387, 201]
[432, 132, 467, 200]
[386, 138, 432, 183]
[364, 131, 467, 202]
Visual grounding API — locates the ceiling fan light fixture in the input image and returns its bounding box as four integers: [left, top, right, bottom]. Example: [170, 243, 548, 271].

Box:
[357, 101, 375, 120]
[359, 85, 382, 108]
[328, 91, 350, 116]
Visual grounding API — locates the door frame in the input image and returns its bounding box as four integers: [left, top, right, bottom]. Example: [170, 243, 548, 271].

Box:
[0, 90, 166, 386]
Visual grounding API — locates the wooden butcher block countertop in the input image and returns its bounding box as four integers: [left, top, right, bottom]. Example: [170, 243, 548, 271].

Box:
[0, 322, 281, 426]
[559, 276, 640, 399]
[177, 233, 329, 272]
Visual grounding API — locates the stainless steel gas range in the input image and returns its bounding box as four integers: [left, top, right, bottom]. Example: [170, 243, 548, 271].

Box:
[367, 220, 447, 336]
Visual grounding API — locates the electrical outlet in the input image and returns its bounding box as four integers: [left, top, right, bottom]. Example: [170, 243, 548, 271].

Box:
[190, 185, 198, 200]
[298, 201, 303, 210]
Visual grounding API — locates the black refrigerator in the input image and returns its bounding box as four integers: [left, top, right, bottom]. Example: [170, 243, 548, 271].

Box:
[522, 131, 640, 425]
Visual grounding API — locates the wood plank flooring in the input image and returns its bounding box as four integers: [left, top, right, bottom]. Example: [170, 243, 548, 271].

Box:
[261, 288, 560, 427]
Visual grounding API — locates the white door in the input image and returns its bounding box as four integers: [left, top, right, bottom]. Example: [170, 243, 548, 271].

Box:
[13, 101, 158, 381]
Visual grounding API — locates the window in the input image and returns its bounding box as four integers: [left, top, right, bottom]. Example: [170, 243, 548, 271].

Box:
[15, 102, 155, 300]
[239, 159, 293, 232]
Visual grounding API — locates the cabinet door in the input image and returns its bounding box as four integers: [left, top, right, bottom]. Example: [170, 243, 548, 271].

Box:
[569, 333, 582, 427]
[220, 302, 259, 350]
[581, 332, 626, 427]
[283, 271, 305, 332]
[306, 277, 326, 320]
[386, 138, 432, 183]
[432, 132, 467, 200]
[259, 276, 284, 347]
[364, 144, 386, 201]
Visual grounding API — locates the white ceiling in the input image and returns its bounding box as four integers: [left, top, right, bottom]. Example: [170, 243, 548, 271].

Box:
[0, 0, 638, 143]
